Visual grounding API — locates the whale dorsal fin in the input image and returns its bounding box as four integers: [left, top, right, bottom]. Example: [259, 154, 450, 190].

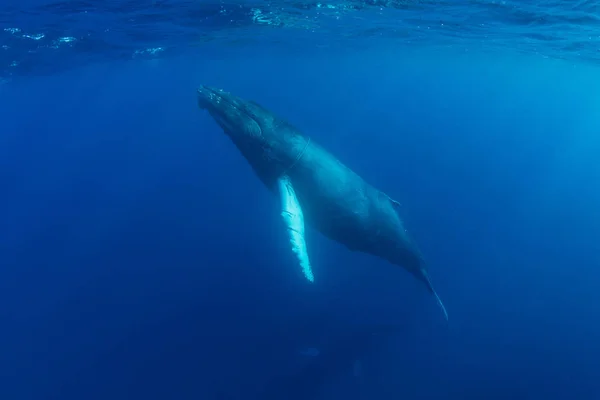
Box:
[277, 175, 315, 282]
[384, 193, 401, 210]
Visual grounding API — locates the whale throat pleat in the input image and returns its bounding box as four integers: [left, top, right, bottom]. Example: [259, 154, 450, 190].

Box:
[277, 175, 314, 282]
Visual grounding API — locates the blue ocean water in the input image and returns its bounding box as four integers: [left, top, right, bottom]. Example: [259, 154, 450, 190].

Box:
[2, 1, 600, 399]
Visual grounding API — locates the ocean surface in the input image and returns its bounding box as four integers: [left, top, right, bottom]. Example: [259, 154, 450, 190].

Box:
[1, 1, 600, 399]
[2, 0, 600, 80]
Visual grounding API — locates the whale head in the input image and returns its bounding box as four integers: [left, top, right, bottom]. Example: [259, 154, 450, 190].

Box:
[197, 85, 275, 142]
[197, 85, 297, 186]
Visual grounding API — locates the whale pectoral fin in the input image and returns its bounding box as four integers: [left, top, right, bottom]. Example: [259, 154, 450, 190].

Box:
[277, 175, 315, 282]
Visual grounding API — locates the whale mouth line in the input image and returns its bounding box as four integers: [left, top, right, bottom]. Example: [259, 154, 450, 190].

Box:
[283, 136, 311, 175]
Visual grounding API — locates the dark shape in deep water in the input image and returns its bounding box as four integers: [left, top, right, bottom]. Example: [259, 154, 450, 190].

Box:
[260, 322, 401, 400]
[196, 85, 447, 320]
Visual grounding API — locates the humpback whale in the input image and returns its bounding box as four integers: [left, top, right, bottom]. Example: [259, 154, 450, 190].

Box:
[197, 85, 448, 320]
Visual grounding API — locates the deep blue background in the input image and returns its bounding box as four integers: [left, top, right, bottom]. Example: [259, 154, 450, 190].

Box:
[1, 47, 600, 399]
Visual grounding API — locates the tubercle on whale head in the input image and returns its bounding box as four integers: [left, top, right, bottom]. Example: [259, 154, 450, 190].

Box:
[197, 85, 268, 140]
[197, 85, 236, 111]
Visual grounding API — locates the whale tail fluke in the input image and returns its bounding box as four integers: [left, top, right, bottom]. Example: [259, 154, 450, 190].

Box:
[432, 287, 449, 321]
[419, 268, 449, 321]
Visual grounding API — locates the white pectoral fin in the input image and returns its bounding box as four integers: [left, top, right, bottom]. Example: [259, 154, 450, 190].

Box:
[277, 175, 314, 283]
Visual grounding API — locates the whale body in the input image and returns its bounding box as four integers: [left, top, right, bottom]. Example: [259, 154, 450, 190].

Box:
[197, 85, 447, 319]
